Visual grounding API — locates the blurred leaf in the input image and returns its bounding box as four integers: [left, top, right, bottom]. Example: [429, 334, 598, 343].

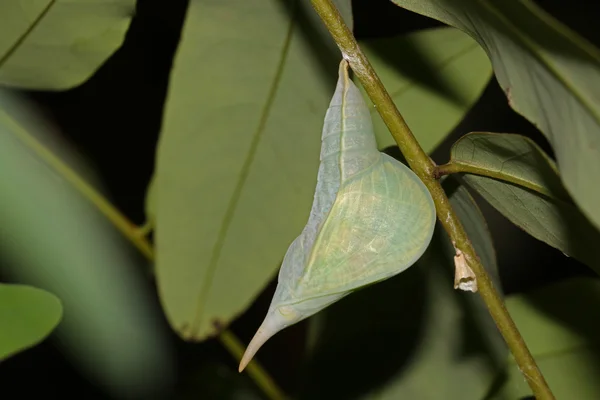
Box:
[151, 0, 353, 341]
[490, 277, 600, 399]
[0, 90, 173, 398]
[0, 0, 135, 90]
[358, 27, 491, 154]
[300, 177, 505, 400]
[450, 132, 600, 275]
[0, 283, 62, 360]
[390, 0, 600, 231]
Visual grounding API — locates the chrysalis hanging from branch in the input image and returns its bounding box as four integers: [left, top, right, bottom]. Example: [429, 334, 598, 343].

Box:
[239, 60, 436, 371]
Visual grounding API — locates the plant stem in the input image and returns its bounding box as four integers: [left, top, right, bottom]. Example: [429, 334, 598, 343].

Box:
[309, 1, 555, 399]
[12, 124, 287, 400]
[220, 330, 287, 400]
[436, 162, 556, 199]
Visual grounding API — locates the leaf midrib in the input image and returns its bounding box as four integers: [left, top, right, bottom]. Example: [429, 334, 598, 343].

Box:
[189, 2, 298, 338]
[0, 0, 56, 69]
[456, 159, 558, 200]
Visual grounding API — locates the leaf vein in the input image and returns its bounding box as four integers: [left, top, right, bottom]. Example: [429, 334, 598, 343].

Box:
[0, 0, 57, 69]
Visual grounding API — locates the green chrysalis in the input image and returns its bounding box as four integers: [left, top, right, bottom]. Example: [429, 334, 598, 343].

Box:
[239, 60, 436, 371]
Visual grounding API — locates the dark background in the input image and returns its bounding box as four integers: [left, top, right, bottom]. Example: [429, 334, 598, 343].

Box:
[1, 0, 598, 398]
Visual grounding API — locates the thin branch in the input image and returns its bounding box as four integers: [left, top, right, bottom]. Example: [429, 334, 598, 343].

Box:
[11, 123, 287, 400]
[308, 1, 555, 399]
[220, 330, 287, 400]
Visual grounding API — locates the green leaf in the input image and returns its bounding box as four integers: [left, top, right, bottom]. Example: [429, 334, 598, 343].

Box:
[358, 27, 492, 154]
[0, 283, 62, 360]
[0, 0, 135, 90]
[390, 0, 600, 230]
[300, 177, 505, 399]
[0, 90, 172, 398]
[449, 132, 600, 275]
[490, 277, 600, 399]
[151, 0, 353, 341]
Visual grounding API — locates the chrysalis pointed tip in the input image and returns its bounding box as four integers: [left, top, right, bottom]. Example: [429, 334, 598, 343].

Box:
[238, 314, 283, 373]
[238, 339, 259, 373]
[238, 358, 248, 373]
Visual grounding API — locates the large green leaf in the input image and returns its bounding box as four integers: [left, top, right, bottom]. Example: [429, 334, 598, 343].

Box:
[0, 0, 135, 90]
[491, 277, 600, 399]
[0, 283, 62, 360]
[0, 90, 172, 398]
[449, 132, 600, 274]
[300, 177, 505, 399]
[390, 0, 600, 230]
[358, 27, 491, 154]
[151, 0, 353, 341]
